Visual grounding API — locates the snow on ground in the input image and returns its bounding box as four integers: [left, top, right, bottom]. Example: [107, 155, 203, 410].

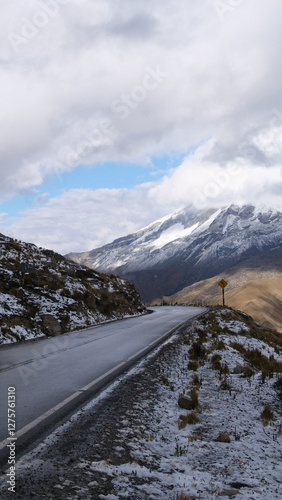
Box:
[2, 310, 281, 499]
[0, 235, 145, 344]
[80, 311, 282, 499]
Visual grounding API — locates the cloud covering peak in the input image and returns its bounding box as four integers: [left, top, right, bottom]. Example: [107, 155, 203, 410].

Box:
[0, 0, 282, 252]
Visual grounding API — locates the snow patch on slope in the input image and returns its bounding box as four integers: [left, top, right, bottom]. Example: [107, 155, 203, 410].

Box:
[193, 207, 222, 234]
[149, 222, 199, 250]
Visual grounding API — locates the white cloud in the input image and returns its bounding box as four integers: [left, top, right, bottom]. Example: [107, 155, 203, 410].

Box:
[149, 141, 282, 210]
[2, 141, 282, 254]
[0, 0, 282, 251]
[0, 186, 165, 254]
[0, 0, 282, 194]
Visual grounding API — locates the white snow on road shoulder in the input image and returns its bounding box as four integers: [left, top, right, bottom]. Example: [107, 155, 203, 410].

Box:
[84, 313, 282, 499]
[4, 311, 282, 499]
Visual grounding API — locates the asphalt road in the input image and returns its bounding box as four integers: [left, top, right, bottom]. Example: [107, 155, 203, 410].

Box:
[0, 306, 206, 462]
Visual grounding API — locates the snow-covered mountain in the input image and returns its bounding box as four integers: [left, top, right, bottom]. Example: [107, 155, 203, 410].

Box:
[67, 203, 282, 302]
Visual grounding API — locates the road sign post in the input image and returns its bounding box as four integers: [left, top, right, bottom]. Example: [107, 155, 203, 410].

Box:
[218, 279, 228, 307]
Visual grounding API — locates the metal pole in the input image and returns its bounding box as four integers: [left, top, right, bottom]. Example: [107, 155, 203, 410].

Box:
[222, 288, 225, 307]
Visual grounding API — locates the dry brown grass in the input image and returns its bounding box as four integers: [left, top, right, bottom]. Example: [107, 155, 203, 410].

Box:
[175, 492, 194, 500]
[178, 411, 201, 429]
[261, 404, 275, 425]
[166, 253, 282, 333]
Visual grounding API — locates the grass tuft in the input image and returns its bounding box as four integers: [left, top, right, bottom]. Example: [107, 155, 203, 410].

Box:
[274, 377, 282, 400]
[159, 374, 170, 386]
[187, 361, 198, 371]
[175, 492, 194, 500]
[178, 412, 201, 429]
[191, 373, 201, 389]
[189, 341, 206, 361]
[261, 404, 275, 426]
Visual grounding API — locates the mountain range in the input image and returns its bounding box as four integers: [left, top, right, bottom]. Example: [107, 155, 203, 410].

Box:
[67, 203, 282, 307]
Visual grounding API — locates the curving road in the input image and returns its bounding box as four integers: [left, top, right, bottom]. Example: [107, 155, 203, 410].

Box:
[0, 306, 206, 462]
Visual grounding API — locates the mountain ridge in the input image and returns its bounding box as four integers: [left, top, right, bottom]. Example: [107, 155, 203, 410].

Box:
[67, 203, 282, 302]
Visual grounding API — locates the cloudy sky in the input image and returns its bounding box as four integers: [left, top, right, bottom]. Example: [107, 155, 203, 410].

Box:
[0, 0, 282, 253]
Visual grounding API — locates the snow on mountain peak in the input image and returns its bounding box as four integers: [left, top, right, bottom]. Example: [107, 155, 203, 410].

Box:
[67, 202, 282, 301]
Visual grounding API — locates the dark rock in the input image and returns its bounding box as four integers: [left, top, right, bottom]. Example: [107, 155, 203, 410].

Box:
[178, 396, 194, 410]
[233, 365, 245, 374]
[229, 482, 252, 489]
[42, 315, 62, 336]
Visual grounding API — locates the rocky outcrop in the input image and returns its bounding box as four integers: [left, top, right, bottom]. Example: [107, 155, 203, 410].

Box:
[0, 234, 146, 344]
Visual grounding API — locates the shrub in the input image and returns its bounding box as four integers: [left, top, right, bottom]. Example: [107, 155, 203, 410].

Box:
[61, 287, 72, 298]
[222, 363, 230, 375]
[189, 341, 206, 361]
[242, 365, 255, 378]
[244, 349, 282, 376]
[196, 328, 208, 343]
[174, 443, 187, 457]
[72, 290, 84, 301]
[274, 377, 282, 400]
[187, 361, 198, 371]
[220, 379, 232, 391]
[215, 339, 226, 350]
[159, 374, 170, 386]
[245, 348, 267, 370]
[267, 356, 282, 376]
[183, 336, 191, 345]
[261, 404, 275, 426]
[191, 374, 201, 389]
[189, 388, 199, 409]
[230, 341, 246, 355]
[216, 432, 231, 443]
[211, 353, 222, 371]
[211, 353, 222, 363]
[22, 274, 33, 286]
[10, 240, 21, 251]
[178, 412, 201, 429]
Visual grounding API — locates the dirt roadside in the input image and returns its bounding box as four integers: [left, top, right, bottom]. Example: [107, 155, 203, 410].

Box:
[0, 323, 188, 499]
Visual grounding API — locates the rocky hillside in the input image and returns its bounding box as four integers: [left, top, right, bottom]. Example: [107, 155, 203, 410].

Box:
[0, 233, 145, 344]
[67, 203, 282, 302]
